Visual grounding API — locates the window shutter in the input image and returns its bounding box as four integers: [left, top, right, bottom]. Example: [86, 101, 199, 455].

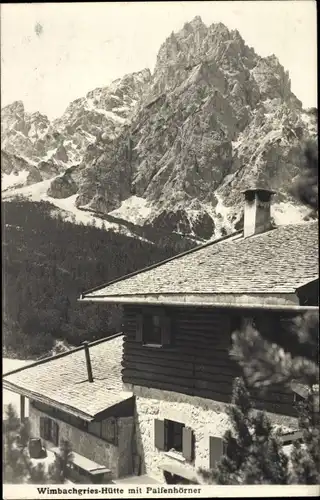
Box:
[154, 419, 167, 451]
[52, 421, 59, 446]
[44, 418, 51, 440]
[113, 419, 119, 446]
[135, 313, 144, 342]
[161, 315, 171, 346]
[40, 417, 45, 439]
[182, 427, 194, 461]
[209, 436, 224, 469]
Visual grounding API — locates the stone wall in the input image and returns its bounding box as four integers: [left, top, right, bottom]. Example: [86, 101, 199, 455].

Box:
[132, 385, 298, 483]
[29, 405, 134, 479]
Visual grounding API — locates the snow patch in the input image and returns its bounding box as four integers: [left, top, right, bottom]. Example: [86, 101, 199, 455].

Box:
[95, 109, 126, 123]
[85, 97, 126, 123]
[2, 170, 30, 190]
[44, 194, 115, 229]
[273, 202, 311, 225]
[132, 137, 144, 151]
[43, 148, 57, 161]
[2, 179, 54, 202]
[79, 129, 96, 143]
[210, 193, 235, 237]
[2, 180, 152, 242]
[19, 155, 37, 166]
[231, 139, 241, 149]
[112, 105, 130, 112]
[109, 196, 153, 225]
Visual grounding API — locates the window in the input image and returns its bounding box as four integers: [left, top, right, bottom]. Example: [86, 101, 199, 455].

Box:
[39, 417, 59, 446]
[32, 400, 88, 432]
[135, 309, 172, 347]
[32, 401, 116, 444]
[144, 314, 162, 345]
[154, 419, 194, 461]
[88, 418, 118, 445]
[167, 420, 184, 453]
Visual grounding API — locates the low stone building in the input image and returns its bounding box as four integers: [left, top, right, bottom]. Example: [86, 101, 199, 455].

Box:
[3, 334, 135, 482]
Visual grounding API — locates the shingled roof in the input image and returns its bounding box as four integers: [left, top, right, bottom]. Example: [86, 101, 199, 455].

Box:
[80, 221, 318, 306]
[2, 334, 132, 421]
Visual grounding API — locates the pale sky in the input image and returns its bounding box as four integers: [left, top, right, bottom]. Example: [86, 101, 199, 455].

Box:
[1, 1, 317, 119]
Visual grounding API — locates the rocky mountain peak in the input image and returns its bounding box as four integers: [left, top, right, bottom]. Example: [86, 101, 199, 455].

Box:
[2, 100, 25, 116]
[73, 18, 316, 237]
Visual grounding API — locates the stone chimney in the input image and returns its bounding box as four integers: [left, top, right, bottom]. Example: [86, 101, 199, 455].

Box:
[82, 341, 93, 383]
[242, 187, 275, 238]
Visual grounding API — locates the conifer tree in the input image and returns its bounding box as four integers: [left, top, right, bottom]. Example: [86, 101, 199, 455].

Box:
[200, 378, 290, 485]
[290, 392, 320, 484]
[3, 404, 47, 483]
[230, 312, 319, 390]
[3, 404, 73, 484]
[3, 404, 25, 484]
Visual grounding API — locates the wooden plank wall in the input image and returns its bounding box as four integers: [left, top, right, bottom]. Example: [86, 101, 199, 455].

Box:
[122, 306, 296, 417]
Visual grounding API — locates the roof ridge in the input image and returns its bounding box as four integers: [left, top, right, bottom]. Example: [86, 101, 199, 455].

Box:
[3, 332, 124, 378]
[80, 229, 243, 297]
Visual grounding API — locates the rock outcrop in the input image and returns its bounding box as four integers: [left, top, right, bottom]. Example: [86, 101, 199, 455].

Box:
[1, 69, 151, 195]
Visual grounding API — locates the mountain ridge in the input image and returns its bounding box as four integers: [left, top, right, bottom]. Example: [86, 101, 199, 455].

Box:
[2, 16, 317, 240]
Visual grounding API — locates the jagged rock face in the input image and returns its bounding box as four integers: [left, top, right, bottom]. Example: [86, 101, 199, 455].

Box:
[1, 101, 50, 161]
[2, 18, 318, 239]
[218, 105, 317, 216]
[1, 150, 42, 189]
[52, 69, 151, 165]
[47, 171, 79, 199]
[1, 70, 151, 193]
[77, 17, 316, 237]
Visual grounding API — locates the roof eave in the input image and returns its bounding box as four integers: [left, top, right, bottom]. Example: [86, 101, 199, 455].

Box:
[3, 379, 133, 422]
[77, 292, 319, 311]
[295, 277, 319, 292]
[3, 380, 96, 421]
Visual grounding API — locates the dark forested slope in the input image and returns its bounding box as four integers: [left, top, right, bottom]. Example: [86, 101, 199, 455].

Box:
[2, 200, 179, 358]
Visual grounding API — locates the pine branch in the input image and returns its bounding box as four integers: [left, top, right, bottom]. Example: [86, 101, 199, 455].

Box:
[230, 317, 319, 389]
